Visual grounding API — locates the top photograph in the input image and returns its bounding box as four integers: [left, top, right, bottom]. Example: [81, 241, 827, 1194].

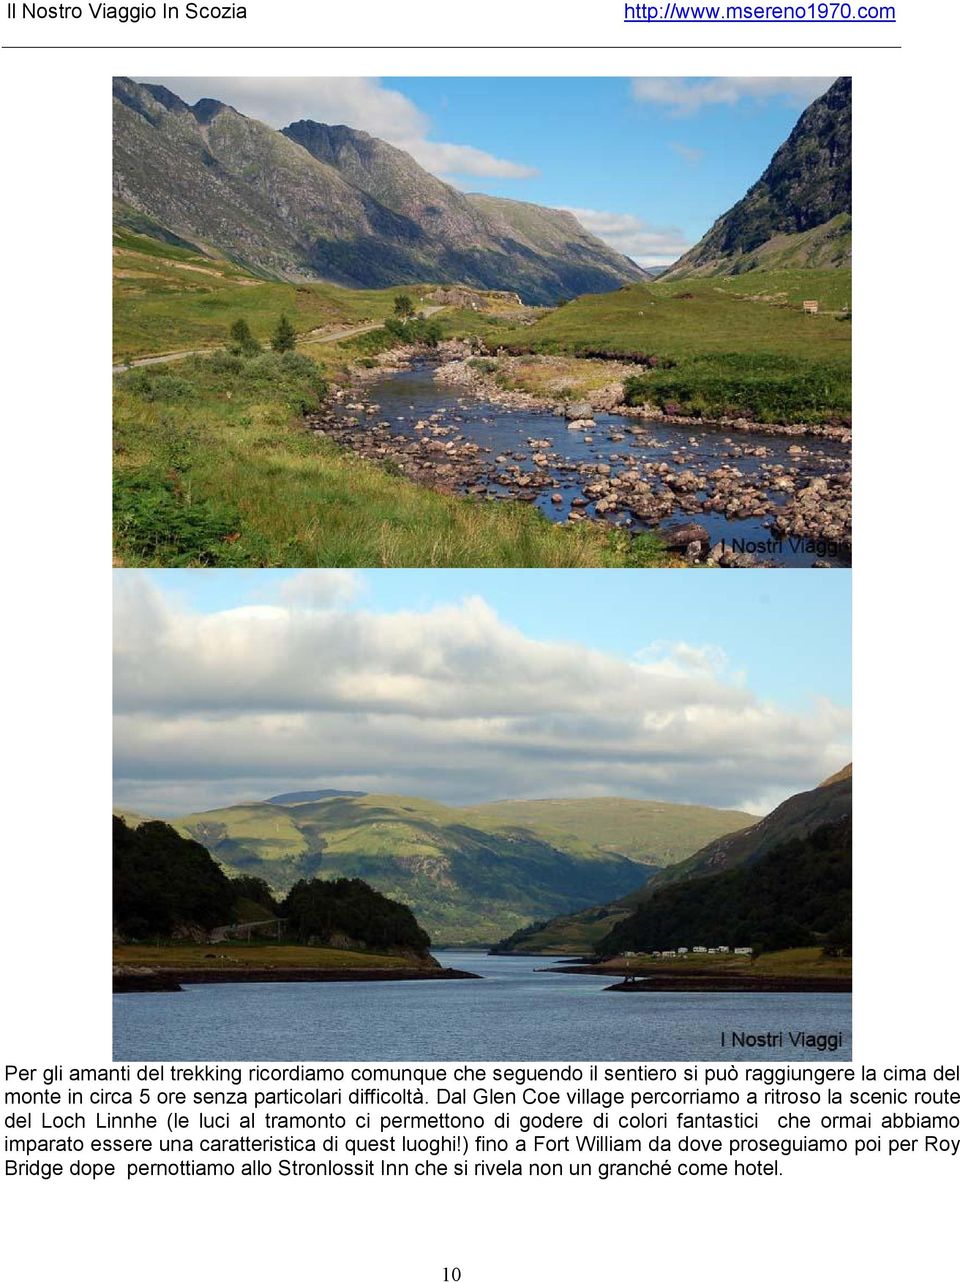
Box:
[112, 76, 852, 569]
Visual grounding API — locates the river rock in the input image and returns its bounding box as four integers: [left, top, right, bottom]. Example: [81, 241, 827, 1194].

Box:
[661, 522, 710, 552]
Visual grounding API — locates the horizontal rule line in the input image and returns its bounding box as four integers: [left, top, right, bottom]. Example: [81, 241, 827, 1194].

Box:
[0, 43, 903, 49]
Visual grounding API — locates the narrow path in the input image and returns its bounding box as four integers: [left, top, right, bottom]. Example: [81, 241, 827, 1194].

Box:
[112, 306, 445, 373]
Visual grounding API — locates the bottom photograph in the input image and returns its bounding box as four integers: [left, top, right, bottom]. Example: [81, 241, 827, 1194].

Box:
[112, 568, 852, 1062]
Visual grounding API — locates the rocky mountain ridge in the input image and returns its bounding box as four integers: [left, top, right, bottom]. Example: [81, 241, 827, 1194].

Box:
[113, 78, 648, 304]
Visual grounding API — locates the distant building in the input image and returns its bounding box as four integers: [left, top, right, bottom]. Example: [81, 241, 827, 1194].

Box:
[734, 947, 752, 956]
[692, 946, 707, 953]
[622, 951, 637, 958]
[677, 947, 689, 954]
[803, 299, 819, 314]
[661, 949, 677, 958]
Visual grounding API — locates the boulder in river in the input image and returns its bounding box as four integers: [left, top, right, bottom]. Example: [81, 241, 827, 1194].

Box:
[661, 522, 710, 553]
[563, 402, 594, 420]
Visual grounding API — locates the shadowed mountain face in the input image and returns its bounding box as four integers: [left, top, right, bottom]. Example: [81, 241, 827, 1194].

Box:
[161, 792, 756, 946]
[491, 768, 852, 955]
[598, 815, 852, 958]
[644, 764, 852, 891]
[113, 79, 648, 304]
[665, 77, 852, 278]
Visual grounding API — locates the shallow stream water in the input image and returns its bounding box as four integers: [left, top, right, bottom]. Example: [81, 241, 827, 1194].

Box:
[328, 365, 850, 567]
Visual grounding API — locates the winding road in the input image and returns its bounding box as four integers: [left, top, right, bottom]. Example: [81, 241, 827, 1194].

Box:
[112, 307, 445, 373]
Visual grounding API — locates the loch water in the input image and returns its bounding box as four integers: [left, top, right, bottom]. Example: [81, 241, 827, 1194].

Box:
[113, 951, 852, 1062]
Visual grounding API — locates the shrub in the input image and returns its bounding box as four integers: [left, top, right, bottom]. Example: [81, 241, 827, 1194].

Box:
[271, 313, 297, 352]
[623, 353, 851, 425]
[229, 318, 262, 355]
[120, 368, 197, 402]
[113, 471, 241, 565]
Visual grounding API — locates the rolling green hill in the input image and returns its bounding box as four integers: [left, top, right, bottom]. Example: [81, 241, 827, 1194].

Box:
[461, 797, 756, 867]
[158, 791, 757, 945]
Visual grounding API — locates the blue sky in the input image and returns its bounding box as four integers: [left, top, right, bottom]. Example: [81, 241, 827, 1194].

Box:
[137, 568, 851, 711]
[157, 77, 838, 265]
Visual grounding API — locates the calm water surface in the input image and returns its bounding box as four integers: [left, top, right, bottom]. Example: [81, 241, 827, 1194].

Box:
[113, 951, 852, 1062]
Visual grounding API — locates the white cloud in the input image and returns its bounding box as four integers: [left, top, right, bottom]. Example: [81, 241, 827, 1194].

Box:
[631, 77, 836, 115]
[156, 77, 537, 180]
[114, 575, 850, 818]
[562, 208, 691, 267]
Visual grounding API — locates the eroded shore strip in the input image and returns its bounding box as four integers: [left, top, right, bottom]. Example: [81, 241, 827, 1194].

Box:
[542, 964, 851, 994]
[114, 967, 482, 993]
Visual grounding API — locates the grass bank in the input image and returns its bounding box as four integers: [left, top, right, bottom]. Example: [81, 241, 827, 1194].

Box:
[113, 350, 666, 567]
[113, 942, 427, 970]
[487, 270, 851, 426]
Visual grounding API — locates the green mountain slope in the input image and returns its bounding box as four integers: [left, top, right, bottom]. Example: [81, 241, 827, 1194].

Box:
[165, 791, 756, 945]
[492, 769, 851, 954]
[645, 764, 852, 891]
[114, 79, 646, 305]
[665, 78, 851, 278]
[461, 797, 756, 867]
[599, 816, 851, 957]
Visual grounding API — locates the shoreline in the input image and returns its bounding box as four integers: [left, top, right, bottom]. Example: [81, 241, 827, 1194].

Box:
[543, 964, 851, 994]
[113, 966, 482, 993]
[337, 343, 850, 442]
[428, 347, 851, 443]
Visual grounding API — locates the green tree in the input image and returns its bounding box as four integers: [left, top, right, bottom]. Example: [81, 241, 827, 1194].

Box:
[393, 293, 416, 319]
[228, 318, 261, 355]
[271, 314, 297, 352]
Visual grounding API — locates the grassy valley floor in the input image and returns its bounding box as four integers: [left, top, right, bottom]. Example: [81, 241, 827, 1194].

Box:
[112, 942, 480, 991]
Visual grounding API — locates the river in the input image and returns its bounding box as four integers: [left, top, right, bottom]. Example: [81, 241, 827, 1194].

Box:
[321, 365, 851, 567]
[112, 951, 852, 1062]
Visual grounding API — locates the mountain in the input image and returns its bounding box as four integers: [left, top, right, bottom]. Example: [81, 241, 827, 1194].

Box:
[644, 764, 852, 891]
[598, 816, 851, 957]
[492, 768, 851, 954]
[164, 791, 755, 945]
[113, 79, 647, 304]
[461, 797, 756, 868]
[664, 78, 851, 278]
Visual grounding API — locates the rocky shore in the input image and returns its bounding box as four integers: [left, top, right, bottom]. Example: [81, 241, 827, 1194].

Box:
[311, 344, 851, 562]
